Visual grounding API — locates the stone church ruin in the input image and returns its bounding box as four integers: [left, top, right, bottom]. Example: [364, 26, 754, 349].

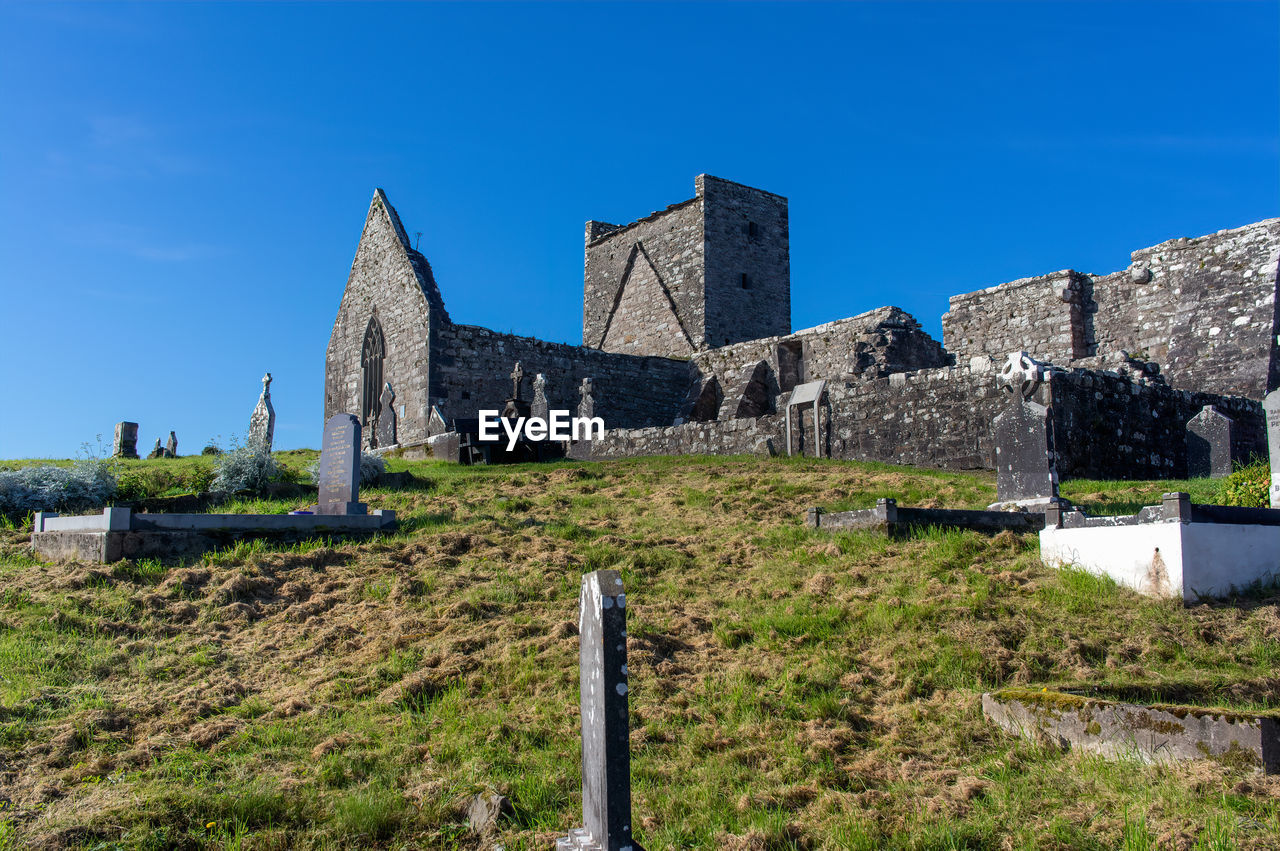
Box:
[325, 175, 1279, 479]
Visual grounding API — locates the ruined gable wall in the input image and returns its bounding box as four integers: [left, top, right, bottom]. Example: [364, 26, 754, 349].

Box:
[1091, 220, 1280, 399]
[430, 323, 690, 429]
[325, 193, 436, 445]
[582, 198, 705, 355]
[700, 175, 791, 347]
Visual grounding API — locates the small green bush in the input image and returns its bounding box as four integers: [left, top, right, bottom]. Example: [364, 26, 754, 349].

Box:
[115, 464, 218, 501]
[1216, 458, 1271, 508]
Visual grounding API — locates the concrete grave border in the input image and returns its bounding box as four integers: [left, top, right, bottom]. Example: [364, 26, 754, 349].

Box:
[31, 507, 396, 564]
[983, 689, 1280, 774]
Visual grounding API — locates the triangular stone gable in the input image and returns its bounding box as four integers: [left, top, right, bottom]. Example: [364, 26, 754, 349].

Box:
[325, 189, 449, 434]
[372, 189, 450, 324]
[601, 247, 694, 357]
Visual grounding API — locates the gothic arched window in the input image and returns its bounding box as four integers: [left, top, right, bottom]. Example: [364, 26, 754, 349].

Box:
[361, 315, 385, 427]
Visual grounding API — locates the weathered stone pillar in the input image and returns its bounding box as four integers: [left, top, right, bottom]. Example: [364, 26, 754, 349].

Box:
[558, 570, 644, 851]
[112, 422, 139, 459]
[1266, 389, 1279, 509]
[248, 372, 275, 451]
[578, 377, 595, 421]
[532, 373, 550, 422]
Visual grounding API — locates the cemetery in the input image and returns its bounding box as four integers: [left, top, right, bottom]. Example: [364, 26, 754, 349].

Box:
[3, 188, 1280, 849]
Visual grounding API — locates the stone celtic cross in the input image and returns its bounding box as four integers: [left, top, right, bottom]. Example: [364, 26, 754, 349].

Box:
[510, 362, 525, 400]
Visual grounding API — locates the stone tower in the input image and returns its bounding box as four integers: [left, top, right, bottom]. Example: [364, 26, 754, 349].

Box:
[583, 174, 790, 357]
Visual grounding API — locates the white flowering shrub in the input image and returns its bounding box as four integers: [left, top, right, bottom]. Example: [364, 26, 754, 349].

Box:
[361, 452, 386, 486]
[210, 445, 281, 495]
[305, 452, 385, 487]
[0, 459, 118, 515]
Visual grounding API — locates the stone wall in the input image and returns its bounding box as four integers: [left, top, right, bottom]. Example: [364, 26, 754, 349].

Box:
[581, 175, 791, 357]
[325, 190, 445, 446]
[941, 219, 1280, 400]
[583, 198, 704, 357]
[585, 361, 1267, 480]
[430, 323, 690, 430]
[1091, 220, 1280, 400]
[687, 306, 950, 418]
[942, 270, 1091, 366]
[700, 175, 791, 348]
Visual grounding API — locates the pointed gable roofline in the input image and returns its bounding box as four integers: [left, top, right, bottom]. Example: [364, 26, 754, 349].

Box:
[370, 188, 451, 325]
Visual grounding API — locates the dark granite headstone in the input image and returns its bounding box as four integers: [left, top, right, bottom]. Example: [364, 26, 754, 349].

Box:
[113, 422, 139, 459]
[1186, 405, 1234, 478]
[316, 413, 365, 515]
[992, 398, 1059, 504]
[557, 570, 644, 851]
[376, 382, 397, 448]
[165, 431, 178, 458]
[1266, 389, 1280, 509]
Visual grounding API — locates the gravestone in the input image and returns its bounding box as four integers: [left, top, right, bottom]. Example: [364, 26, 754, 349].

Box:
[113, 422, 139, 459]
[992, 352, 1059, 505]
[1186, 405, 1234, 478]
[503, 362, 531, 420]
[1267, 389, 1280, 509]
[248, 372, 275, 451]
[316, 413, 365, 515]
[531, 373, 550, 422]
[426, 405, 448, 438]
[165, 431, 178, 459]
[558, 570, 643, 851]
[147, 438, 166, 460]
[578, 377, 595, 421]
[376, 382, 397, 448]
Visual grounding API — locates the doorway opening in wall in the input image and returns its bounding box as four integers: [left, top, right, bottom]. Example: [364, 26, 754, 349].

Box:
[777, 340, 804, 393]
[361, 315, 385, 428]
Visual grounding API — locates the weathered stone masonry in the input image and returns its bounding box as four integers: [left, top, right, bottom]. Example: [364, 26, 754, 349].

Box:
[943, 219, 1280, 400]
[326, 178, 1276, 475]
[326, 189, 692, 446]
[583, 175, 790, 358]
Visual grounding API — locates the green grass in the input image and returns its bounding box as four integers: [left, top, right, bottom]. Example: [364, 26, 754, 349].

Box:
[0, 455, 1277, 849]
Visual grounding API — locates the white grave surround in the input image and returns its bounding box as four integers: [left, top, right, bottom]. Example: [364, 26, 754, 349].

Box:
[1040, 500, 1280, 601]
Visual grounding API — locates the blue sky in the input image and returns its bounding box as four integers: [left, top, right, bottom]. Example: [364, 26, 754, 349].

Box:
[1, 1, 1276, 459]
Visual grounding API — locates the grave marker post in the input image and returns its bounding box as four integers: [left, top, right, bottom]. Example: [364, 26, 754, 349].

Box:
[558, 570, 644, 851]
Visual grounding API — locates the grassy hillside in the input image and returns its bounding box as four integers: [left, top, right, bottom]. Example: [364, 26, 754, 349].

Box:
[1, 455, 1277, 850]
